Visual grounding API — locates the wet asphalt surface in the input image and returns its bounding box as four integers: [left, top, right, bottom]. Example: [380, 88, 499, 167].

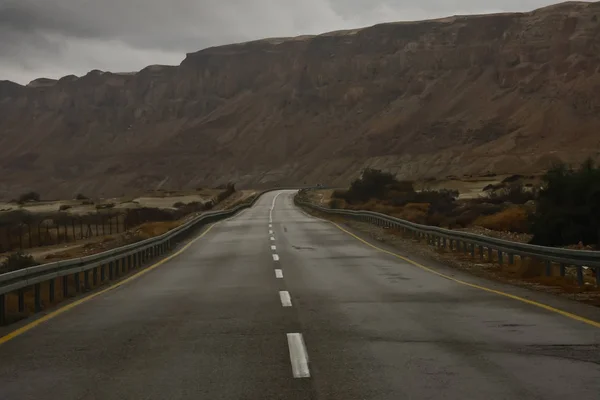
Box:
[0, 191, 599, 399]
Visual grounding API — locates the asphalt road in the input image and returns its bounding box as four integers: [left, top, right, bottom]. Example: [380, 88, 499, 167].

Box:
[0, 190, 599, 399]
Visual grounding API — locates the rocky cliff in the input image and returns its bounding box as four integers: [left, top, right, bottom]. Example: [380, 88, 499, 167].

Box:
[1, 1, 600, 198]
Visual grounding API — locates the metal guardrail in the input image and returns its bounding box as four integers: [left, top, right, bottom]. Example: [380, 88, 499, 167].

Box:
[296, 199, 600, 288]
[0, 188, 299, 324]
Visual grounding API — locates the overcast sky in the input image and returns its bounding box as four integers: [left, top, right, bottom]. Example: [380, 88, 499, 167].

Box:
[0, 0, 572, 84]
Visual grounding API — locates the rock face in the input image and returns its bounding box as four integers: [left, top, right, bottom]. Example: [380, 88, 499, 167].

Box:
[1, 1, 600, 198]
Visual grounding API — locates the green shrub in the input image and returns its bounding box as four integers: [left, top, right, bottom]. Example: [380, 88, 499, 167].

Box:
[329, 198, 346, 209]
[0, 252, 38, 274]
[530, 159, 600, 246]
[331, 189, 348, 200]
[216, 183, 236, 203]
[18, 191, 40, 204]
[345, 168, 397, 203]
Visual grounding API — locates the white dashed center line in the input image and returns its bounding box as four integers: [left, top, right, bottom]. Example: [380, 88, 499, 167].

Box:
[275, 269, 283, 279]
[269, 192, 282, 224]
[269, 230, 274, 235]
[270, 237, 275, 241]
[269, 224, 272, 228]
[271, 245, 277, 251]
[287, 333, 310, 378]
[272, 254, 280, 261]
[279, 291, 292, 307]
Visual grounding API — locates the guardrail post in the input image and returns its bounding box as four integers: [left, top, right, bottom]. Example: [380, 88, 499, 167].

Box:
[0, 294, 5, 325]
[49, 279, 55, 303]
[545, 261, 552, 277]
[18, 288, 25, 313]
[93, 267, 98, 286]
[470, 243, 475, 257]
[508, 253, 514, 265]
[74, 273, 80, 293]
[84, 270, 90, 291]
[576, 266, 584, 286]
[109, 262, 114, 280]
[498, 251, 503, 265]
[442, 238, 446, 248]
[34, 283, 41, 312]
[449, 239, 453, 250]
[560, 264, 566, 277]
[479, 245, 484, 260]
[63, 276, 68, 298]
[101, 264, 106, 282]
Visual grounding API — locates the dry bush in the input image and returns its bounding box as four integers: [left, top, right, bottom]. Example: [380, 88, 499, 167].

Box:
[404, 203, 430, 213]
[136, 221, 181, 240]
[397, 207, 428, 224]
[474, 207, 530, 233]
[0, 252, 38, 274]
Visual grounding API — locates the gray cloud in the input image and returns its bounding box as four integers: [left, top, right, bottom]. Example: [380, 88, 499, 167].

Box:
[0, 0, 569, 84]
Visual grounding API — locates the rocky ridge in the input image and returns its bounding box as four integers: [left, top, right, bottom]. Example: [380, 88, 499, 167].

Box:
[1, 1, 600, 198]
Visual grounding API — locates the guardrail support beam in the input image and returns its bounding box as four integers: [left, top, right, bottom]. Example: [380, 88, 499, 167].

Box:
[560, 264, 566, 277]
[470, 243, 475, 257]
[109, 262, 114, 280]
[63, 276, 68, 298]
[93, 267, 98, 286]
[498, 251, 503, 265]
[508, 253, 514, 265]
[84, 270, 90, 291]
[49, 279, 55, 303]
[545, 261, 552, 277]
[487, 247, 493, 262]
[0, 294, 5, 325]
[18, 288, 25, 313]
[576, 266, 584, 286]
[74, 273, 80, 293]
[34, 283, 42, 312]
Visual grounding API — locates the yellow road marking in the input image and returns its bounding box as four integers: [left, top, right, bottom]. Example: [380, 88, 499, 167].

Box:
[0, 224, 218, 346]
[331, 222, 600, 329]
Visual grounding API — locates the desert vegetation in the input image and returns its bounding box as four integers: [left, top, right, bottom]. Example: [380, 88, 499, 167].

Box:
[313, 162, 600, 249]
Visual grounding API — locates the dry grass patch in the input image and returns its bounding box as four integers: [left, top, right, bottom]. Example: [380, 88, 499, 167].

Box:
[474, 207, 529, 233]
[136, 221, 182, 239]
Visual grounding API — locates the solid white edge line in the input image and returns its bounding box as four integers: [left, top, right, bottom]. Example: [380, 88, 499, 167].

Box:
[271, 245, 277, 251]
[273, 254, 280, 261]
[287, 333, 310, 378]
[279, 291, 292, 307]
[275, 269, 283, 279]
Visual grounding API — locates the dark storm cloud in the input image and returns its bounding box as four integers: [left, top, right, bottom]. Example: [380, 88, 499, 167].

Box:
[0, 0, 569, 84]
